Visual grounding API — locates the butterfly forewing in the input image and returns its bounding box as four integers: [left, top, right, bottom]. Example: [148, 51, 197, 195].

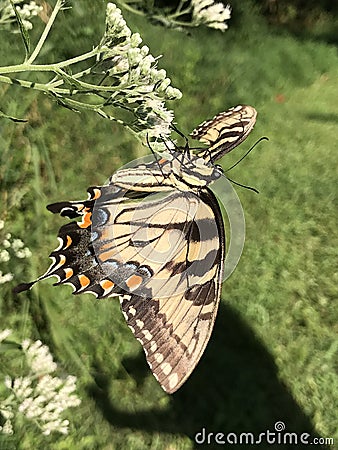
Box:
[191, 105, 257, 162]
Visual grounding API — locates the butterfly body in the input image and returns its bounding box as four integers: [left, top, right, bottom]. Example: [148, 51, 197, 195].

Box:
[15, 105, 257, 393]
[110, 151, 222, 192]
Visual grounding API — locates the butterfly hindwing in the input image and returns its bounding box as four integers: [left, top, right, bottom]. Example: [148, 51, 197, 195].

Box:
[120, 188, 225, 393]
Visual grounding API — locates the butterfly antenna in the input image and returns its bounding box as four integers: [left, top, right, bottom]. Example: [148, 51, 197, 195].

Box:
[170, 122, 187, 141]
[160, 133, 189, 169]
[160, 134, 178, 154]
[170, 123, 191, 160]
[159, 134, 193, 177]
[146, 133, 166, 179]
[225, 137, 269, 172]
[226, 176, 259, 194]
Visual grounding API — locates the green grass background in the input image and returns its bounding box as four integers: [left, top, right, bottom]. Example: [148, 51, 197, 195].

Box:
[0, 1, 337, 449]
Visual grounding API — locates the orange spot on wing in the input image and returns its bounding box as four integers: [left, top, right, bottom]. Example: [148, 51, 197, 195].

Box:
[64, 268, 73, 279]
[79, 209, 92, 228]
[93, 188, 101, 199]
[100, 279, 115, 290]
[78, 274, 90, 288]
[158, 158, 167, 164]
[125, 274, 143, 290]
[65, 235, 72, 249]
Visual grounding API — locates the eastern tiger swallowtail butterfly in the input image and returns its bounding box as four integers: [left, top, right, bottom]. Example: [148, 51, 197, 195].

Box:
[15, 105, 257, 393]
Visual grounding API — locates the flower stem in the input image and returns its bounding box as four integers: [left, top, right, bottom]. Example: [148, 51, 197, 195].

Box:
[27, 0, 65, 64]
[0, 48, 100, 75]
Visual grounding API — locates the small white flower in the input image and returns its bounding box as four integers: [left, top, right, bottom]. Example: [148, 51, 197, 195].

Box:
[139, 55, 156, 75]
[0, 249, 10, 262]
[152, 68, 166, 82]
[0, 405, 14, 420]
[158, 78, 172, 93]
[11, 238, 24, 251]
[12, 377, 33, 399]
[2, 1, 42, 32]
[105, 3, 132, 39]
[192, 0, 231, 31]
[130, 32, 142, 47]
[15, 247, 32, 259]
[21, 339, 30, 351]
[0, 270, 13, 285]
[97, 3, 182, 143]
[4, 376, 13, 389]
[2, 239, 11, 248]
[140, 45, 150, 57]
[128, 47, 142, 67]
[0, 419, 14, 435]
[0, 329, 12, 342]
[0, 220, 4, 230]
[165, 86, 183, 100]
[24, 340, 58, 375]
[16, 2, 42, 19]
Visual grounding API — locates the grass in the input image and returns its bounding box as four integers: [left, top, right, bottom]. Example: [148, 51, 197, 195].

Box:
[0, 1, 337, 449]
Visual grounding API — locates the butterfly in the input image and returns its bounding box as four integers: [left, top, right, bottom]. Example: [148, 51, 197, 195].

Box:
[15, 105, 257, 393]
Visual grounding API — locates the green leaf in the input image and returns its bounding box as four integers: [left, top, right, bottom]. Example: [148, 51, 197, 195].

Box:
[10, 0, 31, 60]
[0, 110, 27, 122]
[0, 341, 21, 353]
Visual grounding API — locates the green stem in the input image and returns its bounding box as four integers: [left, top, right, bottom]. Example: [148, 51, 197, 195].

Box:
[176, 0, 190, 14]
[27, 0, 65, 64]
[117, 1, 145, 17]
[151, 14, 196, 28]
[168, 7, 192, 20]
[48, 68, 92, 87]
[0, 48, 100, 75]
[0, 67, 154, 100]
[55, 97, 104, 111]
[0, 74, 69, 94]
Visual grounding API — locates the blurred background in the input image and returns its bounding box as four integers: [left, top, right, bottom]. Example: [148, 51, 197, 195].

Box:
[0, 1, 337, 448]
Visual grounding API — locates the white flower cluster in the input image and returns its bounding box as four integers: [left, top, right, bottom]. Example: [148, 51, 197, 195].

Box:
[192, 0, 231, 31]
[0, 333, 81, 436]
[22, 339, 58, 374]
[0, 220, 32, 285]
[100, 3, 182, 140]
[0, 0, 42, 31]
